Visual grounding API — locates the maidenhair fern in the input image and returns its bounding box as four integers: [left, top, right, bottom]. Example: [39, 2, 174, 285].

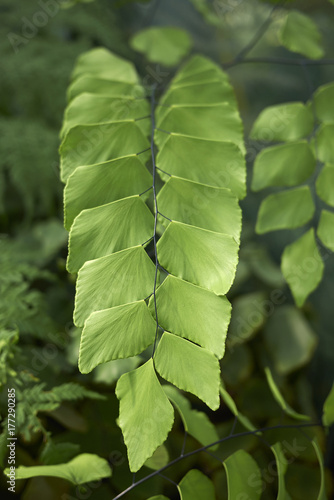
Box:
[60, 48, 246, 471]
[251, 81, 334, 307]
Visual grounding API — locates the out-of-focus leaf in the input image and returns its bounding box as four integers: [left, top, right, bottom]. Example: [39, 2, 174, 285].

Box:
[5, 454, 111, 485]
[323, 383, 334, 427]
[265, 366, 310, 420]
[271, 442, 292, 500]
[256, 187, 315, 234]
[317, 210, 334, 252]
[314, 124, 334, 163]
[264, 307, 317, 375]
[281, 229, 324, 307]
[144, 445, 169, 471]
[252, 141, 316, 191]
[228, 292, 268, 346]
[316, 165, 334, 207]
[220, 383, 257, 432]
[130, 27, 192, 66]
[224, 449, 262, 499]
[279, 11, 324, 59]
[163, 385, 219, 448]
[178, 469, 215, 500]
[250, 102, 314, 142]
[314, 83, 334, 123]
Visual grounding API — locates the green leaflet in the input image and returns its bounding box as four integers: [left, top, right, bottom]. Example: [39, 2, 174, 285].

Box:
[155, 332, 220, 410]
[149, 275, 231, 358]
[256, 186, 315, 234]
[74, 246, 156, 327]
[315, 124, 334, 163]
[163, 385, 219, 448]
[178, 469, 215, 500]
[71, 48, 139, 84]
[252, 141, 316, 191]
[60, 121, 150, 183]
[67, 78, 143, 102]
[281, 229, 324, 307]
[60, 93, 150, 139]
[61, 50, 246, 471]
[317, 210, 334, 252]
[155, 103, 244, 151]
[67, 196, 154, 273]
[5, 454, 111, 485]
[130, 27, 192, 66]
[279, 11, 324, 60]
[64, 155, 152, 230]
[156, 135, 246, 199]
[250, 102, 314, 142]
[314, 82, 334, 123]
[264, 367, 310, 420]
[157, 221, 239, 295]
[116, 359, 174, 472]
[223, 449, 262, 500]
[157, 176, 241, 241]
[79, 301, 156, 373]
[323, 383, 334, 427]
[316, 165, 334, 207]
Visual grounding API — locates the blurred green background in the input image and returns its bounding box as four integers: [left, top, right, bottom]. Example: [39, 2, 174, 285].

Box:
[0, 0, 334, 498]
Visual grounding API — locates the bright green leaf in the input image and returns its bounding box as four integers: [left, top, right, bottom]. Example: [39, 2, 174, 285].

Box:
[116, 359, 174, 472]
[157, 176, 241, 240]
[264, 306, 317, 375]
[67, 77, 143, 102]
[281, 229, 324, 307]
[315, 124, 334, 163]
[130, 27, 192, 66]
[157, 221, 239, 295]
[67, 196, 154, 273]
[61, 94, 150, 138]
[155, 104, 244, 152]
[156, 135, 246, 199]
[264, 367, 310, 420]
[149, 275, 231, 358]
[154, 332, 220, 410]
[178, 469, 215, 500]
[64, 155, 152, 229]
[250, 102, 314, 142]
[159, 80, 235, 107]
[93, 357, 141, 385]
[74, 245, 156, 326]
[79, 301, 156, 373]
[316, 165, 334, 207]
[172, 55, 229, 86]
[71, 48, 139, 84]
[279, 11, 324, 59]
[163, 385, 219, 448]
[256, 186, 315, 234]
[252, 141, 316, 191]
[60, 121, 150, 183]
[224, 449, 262, 500]
[5, 454, 111, 485]
[317, 210, 334, 252]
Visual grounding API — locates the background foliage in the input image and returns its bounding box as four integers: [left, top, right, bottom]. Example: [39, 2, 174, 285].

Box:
[0, 0, 334, 498]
